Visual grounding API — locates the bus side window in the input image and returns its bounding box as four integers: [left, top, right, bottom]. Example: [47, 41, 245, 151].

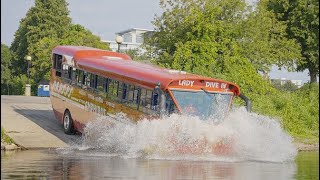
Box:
[75, 69, 83, 86]
[122, 83, 128, 101]
[56, 55, 62, 70]
[62, 65, 70, 81]
[85, 72, 91, 87]
[117, 82, 125, 101]
[108, 79, 118, 101]
[139, 89, 158, 115]
[90, 74, 97, 89]
[166, 94, 178, 114]
[97, 76, 107, 97]
[127, 85, 134, 101]
[151, 92, 159, 110]
[139, 89, 147, 108]
[105, 78, 109, 93]
[53, 54, 62, 77]
[134, 88, 140, 105]
[146, 90, 153, 109]
[68, 66, 73, 80]
[71, 67, 76, 84]
[125, 85, 139, 109]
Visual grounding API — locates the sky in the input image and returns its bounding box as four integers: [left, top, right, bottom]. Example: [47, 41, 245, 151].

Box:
[1, 0, 314, 83]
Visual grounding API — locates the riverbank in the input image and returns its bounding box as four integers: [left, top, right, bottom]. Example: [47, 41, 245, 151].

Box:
[1, 96, 70, 150]
[294, 142, 319, 151]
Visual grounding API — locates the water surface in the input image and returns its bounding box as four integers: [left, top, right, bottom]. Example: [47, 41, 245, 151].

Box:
[1, 150, 318, 179]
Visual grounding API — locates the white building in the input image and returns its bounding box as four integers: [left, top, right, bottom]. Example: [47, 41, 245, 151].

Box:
[272, 78, 304, 88]
[102, 28, 154, 52]
[290, 79, 303, 88]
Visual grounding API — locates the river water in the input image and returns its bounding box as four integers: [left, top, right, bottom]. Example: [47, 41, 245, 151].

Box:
[1, 108, 319, 179]
[1, 150, 318, 179]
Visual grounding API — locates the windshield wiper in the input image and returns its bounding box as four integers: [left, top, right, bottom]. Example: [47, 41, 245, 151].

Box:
[201, 87, 210, 95]
[201, 88, 218, 104]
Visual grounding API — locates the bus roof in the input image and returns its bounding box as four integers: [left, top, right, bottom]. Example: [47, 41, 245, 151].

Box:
[53, 46, 240, 95]
[53, 46, 132, 60]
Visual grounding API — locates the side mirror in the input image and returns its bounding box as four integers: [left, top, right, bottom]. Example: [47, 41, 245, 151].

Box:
[239, 93, 252, 113]
[154, 85, 166, 118]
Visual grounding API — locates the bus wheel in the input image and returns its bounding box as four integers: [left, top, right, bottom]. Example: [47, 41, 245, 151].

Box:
[63, 110, 74, 135]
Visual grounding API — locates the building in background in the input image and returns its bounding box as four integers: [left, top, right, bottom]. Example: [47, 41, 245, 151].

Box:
[102, 28, 154, 52]
[271, 78, 304, 88]
[290, 79, 303, 88]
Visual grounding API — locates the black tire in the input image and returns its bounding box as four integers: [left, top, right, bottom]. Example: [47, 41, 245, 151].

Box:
[63, 110, 74, 135]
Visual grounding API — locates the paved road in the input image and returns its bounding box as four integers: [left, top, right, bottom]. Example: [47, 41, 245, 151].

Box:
[1, 95, 81, 149]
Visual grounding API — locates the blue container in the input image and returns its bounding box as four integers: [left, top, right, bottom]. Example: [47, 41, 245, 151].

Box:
[37, 84, 50, 97]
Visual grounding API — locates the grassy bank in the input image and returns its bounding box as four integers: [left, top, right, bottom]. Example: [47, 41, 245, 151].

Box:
[253, 83, 319, 144]
[1, 126, 14, 144]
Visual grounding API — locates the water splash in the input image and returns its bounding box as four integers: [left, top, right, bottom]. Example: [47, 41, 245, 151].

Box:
[72, 107, 297, 162]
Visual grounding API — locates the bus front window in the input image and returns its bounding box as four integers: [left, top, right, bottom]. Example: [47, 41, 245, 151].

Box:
[171, 90, 232, 120]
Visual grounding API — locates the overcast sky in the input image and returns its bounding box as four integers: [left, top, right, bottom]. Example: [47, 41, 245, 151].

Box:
[1, 0, 313, 83]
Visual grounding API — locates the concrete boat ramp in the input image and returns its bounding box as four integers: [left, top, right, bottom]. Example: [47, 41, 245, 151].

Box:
[1, 95, 80, 149]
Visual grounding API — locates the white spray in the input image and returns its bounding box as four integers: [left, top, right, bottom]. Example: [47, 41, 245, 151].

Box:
[78, 107, 297, 162]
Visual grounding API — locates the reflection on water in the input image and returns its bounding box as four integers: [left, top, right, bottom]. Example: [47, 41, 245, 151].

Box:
[1, 150, 318, 180]
[295, 151, 319, 180]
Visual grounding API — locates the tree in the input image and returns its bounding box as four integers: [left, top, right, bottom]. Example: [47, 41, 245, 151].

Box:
[267, 0, 319, 83]
[144, 0, 299, 96]
[146, 0, 301, 76]
[240, 0, 302, 76]
[29, 24, 109, 83]
[146, 0, 248, 74]
[10, 0, 109, 94]
[10, 0, 71, 77]
[1, 44, 13, 94]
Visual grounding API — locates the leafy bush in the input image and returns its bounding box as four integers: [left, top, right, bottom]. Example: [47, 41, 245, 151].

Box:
[252, 83, 319, 143]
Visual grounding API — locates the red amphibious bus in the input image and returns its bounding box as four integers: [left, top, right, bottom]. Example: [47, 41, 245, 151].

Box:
[50, 46, 251, 136]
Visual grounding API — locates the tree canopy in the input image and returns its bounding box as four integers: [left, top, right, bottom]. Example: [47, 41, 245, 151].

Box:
[145, 0, 301, 96]
[1, 44, 13, 94]
[267, 0, 319, 83]
[10, 0, 109, 92]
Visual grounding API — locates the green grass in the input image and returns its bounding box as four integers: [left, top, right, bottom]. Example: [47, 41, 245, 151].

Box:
[1, 126, 14, 144]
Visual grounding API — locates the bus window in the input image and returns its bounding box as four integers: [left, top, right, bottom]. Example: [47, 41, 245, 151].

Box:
[84, 72, 91, 87]
[82, 71, 86, 86]
[140, 88, 147, 108]
[146, 90, 153, 109]
[122, 83, 128, 100]
[166, 93, 178, 114]
[127, 85, 134, 101]
[62, 65, 69, 80]
[90, 74, 97, 89]
[139, 89, 158, 115]
[53, 54, 62, 70]
[76, 69, 83, 86]
[53, 54, 63, 77]
[134, 88, 140, 104]
[97, 76, 107, 97]
[117, 82, 122, 100]
[71, 67, 76, 84]
[68, 66, 73, 80]
[124, 85, 139, 109]
[151, 92, 159, 110]
[108, 79, 119, 101]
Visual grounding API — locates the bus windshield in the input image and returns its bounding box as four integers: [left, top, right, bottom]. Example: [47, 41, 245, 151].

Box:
[171, 90, 232, 120]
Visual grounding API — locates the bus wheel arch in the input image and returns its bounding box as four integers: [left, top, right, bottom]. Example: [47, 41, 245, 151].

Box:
[63, 109, 74, 135]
